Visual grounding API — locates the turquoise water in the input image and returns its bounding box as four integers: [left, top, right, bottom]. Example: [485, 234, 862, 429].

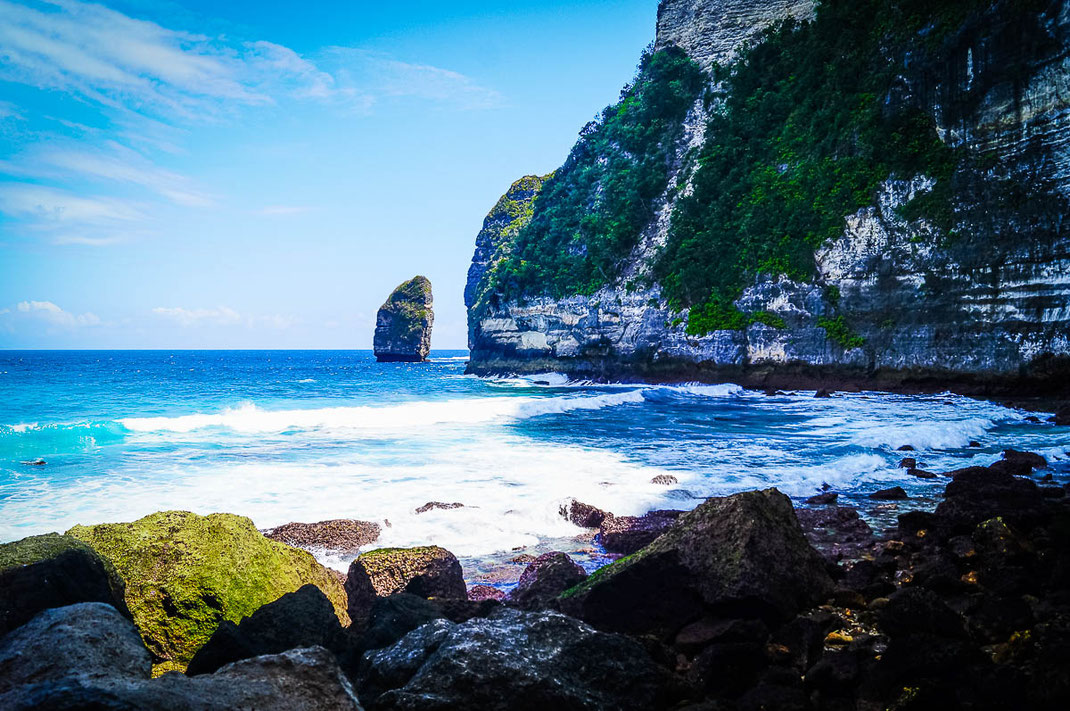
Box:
[2, 350, 1068, 572]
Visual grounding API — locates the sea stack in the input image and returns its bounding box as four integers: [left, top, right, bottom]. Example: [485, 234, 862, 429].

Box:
[373, 276, 434, 362]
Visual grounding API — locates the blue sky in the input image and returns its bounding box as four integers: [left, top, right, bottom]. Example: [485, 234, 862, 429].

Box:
[0, 0, 656, 348]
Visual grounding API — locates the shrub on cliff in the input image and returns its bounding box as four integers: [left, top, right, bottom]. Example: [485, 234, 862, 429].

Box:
[67, 510, 349, 672]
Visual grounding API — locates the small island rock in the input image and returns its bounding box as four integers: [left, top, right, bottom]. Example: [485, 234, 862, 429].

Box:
[373, 276, 434, 362]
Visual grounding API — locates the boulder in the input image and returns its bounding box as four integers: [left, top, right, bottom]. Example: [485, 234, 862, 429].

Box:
[598, 510, 683, 554]
[558, 499, 608, 528]
[66, 511, 348, 670]
[804, 491, 838, 505]
[651, 474, 679, 485]
[359, 608, 668, 710]
[468, 585, 505, 602]
[1054, 405, 1070, 426]
[898, 457, 917, 469]
[814, 389, 833, 398]
[0, 533, 130, 638]
[345, 546, 465, 629]
[908, 468, 937, 479]
[414, 502, 463, 514]
[187, 584, 347, 675]
[0, 603, 363, 710]
[506, 552, 587, 610]
[373, 276, 434, 362]
[935, 467, 1046, 534]
[264, 519, 381, 555]
[868, 486, 907, 500]
[795, 506, 874, 562]
[561, 489, 834, 635]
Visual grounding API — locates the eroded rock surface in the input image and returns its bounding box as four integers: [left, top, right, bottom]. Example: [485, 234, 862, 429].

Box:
[373, 276, 434, 362]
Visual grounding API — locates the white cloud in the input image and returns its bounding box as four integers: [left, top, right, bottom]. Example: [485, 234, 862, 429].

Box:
[152, 306, 242, 327]
[15, 300, 101, 327]
[0, 100, 24, 120]
[0, 183, 144, 224]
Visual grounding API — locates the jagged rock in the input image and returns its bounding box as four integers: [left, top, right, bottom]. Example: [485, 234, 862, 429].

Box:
[0, 604, 363, 710]
[898, 457, 917, 469]
[359, 608, 668, 710]
[66, 511, 348, 670]
[373, 276, 433, 362]
[804, 491, 838, 505]
[414, 502, 463, 514]
[561, 489, 834, 635]
[187, 584, 347, 675]
[795, 506, 874, 562]
[345, 546, 465, 629]
[935, 467, 1045, 535]
[814, 388, 833, 398]
[264, 519, 381, 554]
[468, 585, 505, 602]
[897, 445, 915, 451]
[0, 533, 130, 638]
[1054, 405, 1070, 425]
[598, 510, 684, 554]
[506, 552, 587, 610]
[908, 468, 937, 479]
[559, 499, 608, 528]
[651, 474, 679, 485]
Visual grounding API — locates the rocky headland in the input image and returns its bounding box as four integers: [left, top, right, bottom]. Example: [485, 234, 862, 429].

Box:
[2, 443, 1068, 709]
[373, 276, 434, 363]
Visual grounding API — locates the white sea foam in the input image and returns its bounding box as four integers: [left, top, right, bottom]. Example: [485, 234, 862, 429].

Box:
[296, 378, 317, 383]
[850, 416, 1000, 450]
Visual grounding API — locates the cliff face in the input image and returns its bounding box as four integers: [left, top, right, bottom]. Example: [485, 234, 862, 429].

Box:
[374, 276, 434, 362]
[466, 0, 1070, 393]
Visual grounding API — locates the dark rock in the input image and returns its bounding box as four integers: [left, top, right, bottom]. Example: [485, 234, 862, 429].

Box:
[898, 457, 917, 469]
[770, 611, 838, 674]
[20, 458, 46, 466]
[651, 474, 679, 485]
[413, 502, 463, 514]
[509, 553, 537, 564]
[359, 593, 443, 652]
[506, 552, 587, 611]
[804, 491, 838, 505]
[558, 499, 608, 528]
[897, 510, 937, 537]
[1025, 415, 1041, 423]
[1054, 405, 1070, 426]
[795, 506, 874, 561]
[345, 546, 466, 629]
[968, 440, 982, 448]
[1041, 486, 1066, 498]
[373, 276, 434, 362]
[1002, 448, 1047, 470]
[359, 608, 668, 710]
[897, 445, 915, 451]
[467, 585, 505, 602]
[935, 467, 1045, 534]
[908, 468, 937, 479]
[187, 584, 346, 675]
[673, 617, 769, 655]
[561, 489, 834, 634]
[879, 588, 968, 640]
[0, 604, 361, 710]
[0, 533, 130, 638]
[598, 510, 683, 554]
[869, 486, 907, 500]
[814, 388, 833, 398]
[264, 519, 380, 554]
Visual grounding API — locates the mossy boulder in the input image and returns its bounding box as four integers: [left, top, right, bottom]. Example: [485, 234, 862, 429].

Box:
[345, 545, 465, 629]
[0, 533, 130, 637]
[559, 489, 834, 636]
[66, 511, 349, 670]
[373, 276, 434, 362]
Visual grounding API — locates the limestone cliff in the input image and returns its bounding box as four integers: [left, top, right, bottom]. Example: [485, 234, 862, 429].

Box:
[374, 276, 434, 362]
[465, 0, 1070, 393]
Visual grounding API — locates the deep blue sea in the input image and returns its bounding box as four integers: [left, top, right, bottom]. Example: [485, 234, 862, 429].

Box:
[2, 350, 1069, 578]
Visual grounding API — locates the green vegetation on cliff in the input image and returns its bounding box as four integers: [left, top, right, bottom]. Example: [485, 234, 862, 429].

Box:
[67, 511, 349, 671]
[493, 47, 706, 300]
[656, 0, 978, 334]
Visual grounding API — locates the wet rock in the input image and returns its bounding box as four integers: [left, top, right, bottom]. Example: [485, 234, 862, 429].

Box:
[264, 519, 381, 554]
[187, 584, 347, 675]
[651, 474, 679, 485]
[67, 511, 348, 670]
[935, 468, 1045, 535]
[869, 486, 907, 500]
[413, 502, 463, 514]
[897, 445, 915, 452]
[1054, 405, 1070, 426]
[968, 441, 982, 448]
[20, 458, 46, 466]
[1025, 415, 1041, 423]
[0, 533, 130, 638]
[908, 468, 937, 479]
[561, 489, 834, 635]
[804, 491, 838, 505]
[898, 457, 917, 469]
[509, 553, 537, 565]
[795, 506, 874, 562]
[1002, 449, 1047, 471]
[598, 510, 684, 554]
[506, 552, 587, 611]
[467, 585, 505, 602]
[345, 546, 465, 629]
[558, 499, 608, 528]
[814, 388, 833, 398]
[359, 608, 668, 710]
[0, 604, 362, 710]
[373, 276, 434, 362]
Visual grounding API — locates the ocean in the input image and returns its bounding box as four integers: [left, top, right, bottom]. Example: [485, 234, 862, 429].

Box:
[2, 350, 1068, 582]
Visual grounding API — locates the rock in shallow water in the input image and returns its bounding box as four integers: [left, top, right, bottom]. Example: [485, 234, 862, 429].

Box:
[558, 499, 608, 528]
[373, 276, 433, 363]
[264, 519, 381, 554]
[598, 510, 683, 554]
[359, 608, 668, 710]
[0, 533, 131, 638]
[506, 552, 587, 611]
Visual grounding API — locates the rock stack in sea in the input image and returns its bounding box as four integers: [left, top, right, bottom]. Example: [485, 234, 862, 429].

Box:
[373, 276, 434, 363]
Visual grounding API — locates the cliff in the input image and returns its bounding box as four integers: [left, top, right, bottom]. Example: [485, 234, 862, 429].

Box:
[374, 276, 434, 362]
[465, 0, 1070, 394]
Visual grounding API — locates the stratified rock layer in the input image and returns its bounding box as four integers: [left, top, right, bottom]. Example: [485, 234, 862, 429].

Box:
[373, 276, 434, 362]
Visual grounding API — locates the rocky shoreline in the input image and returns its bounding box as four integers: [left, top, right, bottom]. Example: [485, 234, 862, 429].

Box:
[2, 447, 1069, 709]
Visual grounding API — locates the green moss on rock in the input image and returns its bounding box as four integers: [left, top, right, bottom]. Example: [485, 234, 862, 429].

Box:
[66, 511, 349, 669]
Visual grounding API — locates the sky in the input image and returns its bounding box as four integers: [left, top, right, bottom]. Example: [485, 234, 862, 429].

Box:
[0, 0, 657, 349]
